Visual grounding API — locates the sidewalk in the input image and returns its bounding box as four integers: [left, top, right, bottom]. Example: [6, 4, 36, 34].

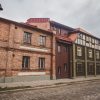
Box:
[0, 76, 100, 88]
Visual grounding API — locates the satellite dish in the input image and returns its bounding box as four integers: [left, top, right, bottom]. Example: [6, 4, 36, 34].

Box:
[0, 4, 3, 10]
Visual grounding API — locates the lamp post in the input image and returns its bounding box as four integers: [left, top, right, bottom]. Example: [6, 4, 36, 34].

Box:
[0, 4, 3, 11]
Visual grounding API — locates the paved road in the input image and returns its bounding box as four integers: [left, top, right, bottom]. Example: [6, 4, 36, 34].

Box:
[0, 80, 100, 100]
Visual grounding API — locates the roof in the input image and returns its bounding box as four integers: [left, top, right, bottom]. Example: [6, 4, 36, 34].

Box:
[27, 18, 50, 23]
[56, 35, 73, 44]
[0, 17, 53, 35]
[76, 27, 100, 40]
[50, 21, 75, 31]
[26, 18, 75, 31]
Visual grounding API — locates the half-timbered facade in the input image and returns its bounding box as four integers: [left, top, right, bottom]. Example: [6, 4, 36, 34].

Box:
[71, 28, 100, 78]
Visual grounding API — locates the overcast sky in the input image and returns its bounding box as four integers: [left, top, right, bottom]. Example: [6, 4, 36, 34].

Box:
[0, 0, 100, 37]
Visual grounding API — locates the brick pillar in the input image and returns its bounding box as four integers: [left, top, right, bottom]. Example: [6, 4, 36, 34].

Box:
[85, 47, 87, 77]
[5, 50, 13, 77]
[72, 44, 76, 78]
[94, 49, 96, 77]
[5, 24, 15, 77]
[69, 45, 73, 78]
[51, 34, 56, 80]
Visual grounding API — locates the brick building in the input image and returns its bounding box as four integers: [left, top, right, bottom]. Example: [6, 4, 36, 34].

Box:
[0, 17, 55, 83]
[26, 18, 78, 79]
[0, 17, 100, 83]
[26, 18, 100, 79]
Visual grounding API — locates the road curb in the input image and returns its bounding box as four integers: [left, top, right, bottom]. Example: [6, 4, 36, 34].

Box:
[0, 78, 100, 94]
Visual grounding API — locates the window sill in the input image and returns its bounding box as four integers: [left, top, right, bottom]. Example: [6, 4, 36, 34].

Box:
[38, 69, 45, 71]
[21, 68, 30, 71]
[23, 43, 32, 45]
[39, 45, 46, 48]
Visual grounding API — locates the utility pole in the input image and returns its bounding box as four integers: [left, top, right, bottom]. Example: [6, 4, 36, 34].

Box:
[0, 4, 3, 11]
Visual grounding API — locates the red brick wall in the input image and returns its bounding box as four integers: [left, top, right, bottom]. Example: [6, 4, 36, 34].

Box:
[0, 19, 54, 78]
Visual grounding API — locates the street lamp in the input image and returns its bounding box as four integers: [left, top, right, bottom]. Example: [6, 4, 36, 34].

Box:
[0, 4, 3, 10]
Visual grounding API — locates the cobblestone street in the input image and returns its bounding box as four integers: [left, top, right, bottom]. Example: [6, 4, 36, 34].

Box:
[0, 80, 100, 100]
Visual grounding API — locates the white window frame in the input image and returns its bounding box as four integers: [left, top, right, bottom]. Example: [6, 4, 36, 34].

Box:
[77, 46, 82, 56]
[88, 49, 92, 58]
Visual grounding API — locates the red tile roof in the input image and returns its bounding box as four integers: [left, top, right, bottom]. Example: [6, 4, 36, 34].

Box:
[27, 18, 50, 23]
[56, 35, 73, 44]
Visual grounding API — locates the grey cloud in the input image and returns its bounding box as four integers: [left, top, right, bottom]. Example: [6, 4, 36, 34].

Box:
[0, 0, 100, 37]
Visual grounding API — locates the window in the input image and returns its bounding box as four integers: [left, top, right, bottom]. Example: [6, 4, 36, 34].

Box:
[89, 37, 91, 42]
[78, 33, 82, 39]
[52, 26, 56, 31]
[95, 40, 98, 44]
[23, 32, 31, 44]
[56, 28, 61, 34]
[39, 35, 46, 46]
[64, 63, 67, 72]
[92, 38, 95, 44]
[86, 36, 89, 41]
[38, 57, 45, 70]
[76, 63, 85, 76]
[58, 45, 61, 53]
[76, 63, 83, 73]
[88, 49, 92, 58]
[96, 51, 100, 59]
[58, 66, 61, 75]
[22, 56, 30, 69]
[77, 46, 82, 56]
[89, 43, 92, 47]
[87, 64, 94, 75]
[83, 40, 85, 46]
[83, 35, 85, 40]
[86, 42, 89, 47]
[96, 64, 100, 74]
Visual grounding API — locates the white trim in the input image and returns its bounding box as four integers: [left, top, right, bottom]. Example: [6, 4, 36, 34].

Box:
[20, 46, 48, 52]
[18, 72, 46, 76]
